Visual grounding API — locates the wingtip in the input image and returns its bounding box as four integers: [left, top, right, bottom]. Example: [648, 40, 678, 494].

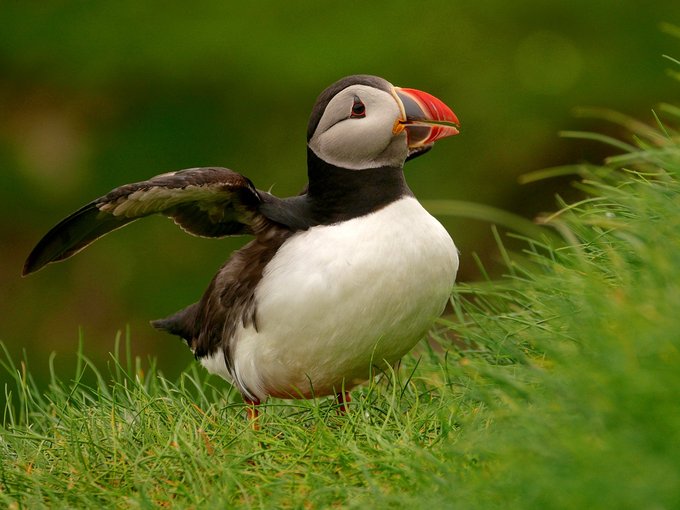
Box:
[21, 258, 38, 277]
[22, 247, 48, 277]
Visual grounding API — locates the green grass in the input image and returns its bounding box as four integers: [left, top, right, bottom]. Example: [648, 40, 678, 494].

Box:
[3, 103, 680, 508]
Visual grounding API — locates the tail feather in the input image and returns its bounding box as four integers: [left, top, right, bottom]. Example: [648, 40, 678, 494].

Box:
[151, 302, 200, 347]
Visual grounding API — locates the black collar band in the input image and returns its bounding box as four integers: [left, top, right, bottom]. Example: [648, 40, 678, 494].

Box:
[306, 148, 412, 223]
[259, 149, 413, 230]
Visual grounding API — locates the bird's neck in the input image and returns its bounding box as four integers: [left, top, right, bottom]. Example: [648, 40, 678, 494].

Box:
[305, 148, 413, 224]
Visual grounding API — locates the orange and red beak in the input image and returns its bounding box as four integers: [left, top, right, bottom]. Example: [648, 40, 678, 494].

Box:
[392, 87, 460, 149]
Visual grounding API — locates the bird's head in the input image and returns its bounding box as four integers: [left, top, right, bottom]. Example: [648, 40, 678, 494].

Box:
[307, 75, 459, 170]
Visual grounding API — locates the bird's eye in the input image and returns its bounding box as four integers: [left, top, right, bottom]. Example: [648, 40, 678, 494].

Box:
[350, 96, 366, 118]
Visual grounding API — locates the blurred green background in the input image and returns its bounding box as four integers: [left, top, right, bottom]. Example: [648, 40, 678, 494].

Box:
[2, 1, 679, 387]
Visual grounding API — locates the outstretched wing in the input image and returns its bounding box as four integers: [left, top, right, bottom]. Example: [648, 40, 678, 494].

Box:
[23, 167, 264, 276]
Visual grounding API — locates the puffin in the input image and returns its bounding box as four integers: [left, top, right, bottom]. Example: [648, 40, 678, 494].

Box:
[23, 75, 460, 421]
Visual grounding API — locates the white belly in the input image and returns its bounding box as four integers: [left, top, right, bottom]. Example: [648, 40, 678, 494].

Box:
[204, 196, 458, 401]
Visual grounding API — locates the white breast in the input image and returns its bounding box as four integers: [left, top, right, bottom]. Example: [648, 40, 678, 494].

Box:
[202, 196, 458, 401]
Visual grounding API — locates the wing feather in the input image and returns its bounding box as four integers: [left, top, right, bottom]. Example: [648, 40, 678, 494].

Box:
[23, 167, 264, 275]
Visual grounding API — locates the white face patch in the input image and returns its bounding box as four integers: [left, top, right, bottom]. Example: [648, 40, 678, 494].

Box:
[308, 84, 409, 170]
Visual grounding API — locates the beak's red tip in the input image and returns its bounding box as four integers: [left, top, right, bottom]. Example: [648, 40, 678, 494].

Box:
[395, 87, 460, 146]
[397, 87, 460, 127]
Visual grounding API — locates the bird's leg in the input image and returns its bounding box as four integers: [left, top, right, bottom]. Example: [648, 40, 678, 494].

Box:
[336, 391, 351, 414]
[244, 398, 260, 429]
